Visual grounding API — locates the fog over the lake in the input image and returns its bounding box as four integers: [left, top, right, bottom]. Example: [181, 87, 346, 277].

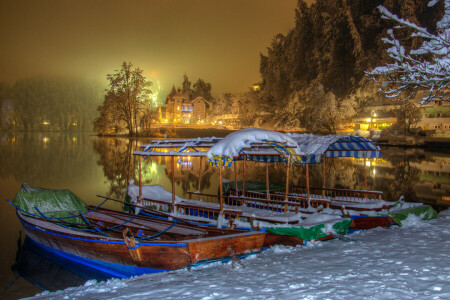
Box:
[0, 0, 312, 94]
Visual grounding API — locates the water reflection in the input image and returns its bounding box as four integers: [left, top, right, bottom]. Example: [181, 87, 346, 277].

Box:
[0, 132, 106, 194]
[92, 137, 135, 199]
[11, 236, 88, 292]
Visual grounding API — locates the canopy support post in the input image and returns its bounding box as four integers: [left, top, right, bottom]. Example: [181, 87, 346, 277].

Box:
[197, 156, 202, 200]
[242, 154, 246, 196]
[285, 155, 290, 201]
[138, 155, 142, 203]
[234, 159, 238, 196]
[219, 164, 224, 212]
[322, 156, 326, 198]
[306, 164, 310, 205]
[266, 163, 270, 199]
[364, 152, 367, 200]
[171, 156, 176, 212]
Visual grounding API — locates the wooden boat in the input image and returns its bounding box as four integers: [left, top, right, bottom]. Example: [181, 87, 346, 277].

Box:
[126, 183, 351, 248]
[221, 185, 396, 231]
[11, 185, 265, 279]
[130, 129, 388, 244]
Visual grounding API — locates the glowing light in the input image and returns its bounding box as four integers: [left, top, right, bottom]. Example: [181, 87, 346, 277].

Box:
[42, 121, 50, 125]
[365, 161, 371, 166]
[72, 122, 77, 126]
[373, 168, 376, 176]
[151, 161, 157, 173]
[43, 137, 49, 143]
[365, 118, 371, 123]
[72, 137, 77, 142]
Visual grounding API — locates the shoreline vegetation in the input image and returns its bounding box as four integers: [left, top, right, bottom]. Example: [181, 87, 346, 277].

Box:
[2, 127, 450, 150]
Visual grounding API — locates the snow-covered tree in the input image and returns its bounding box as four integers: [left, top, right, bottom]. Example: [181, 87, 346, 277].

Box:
[301, 82, 356, 134]
[366, 0, 449, 105]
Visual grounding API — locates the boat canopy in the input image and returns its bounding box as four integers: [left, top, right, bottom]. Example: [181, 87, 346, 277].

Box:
[134, 129, 380, 166]
[288, 134, 381, 163]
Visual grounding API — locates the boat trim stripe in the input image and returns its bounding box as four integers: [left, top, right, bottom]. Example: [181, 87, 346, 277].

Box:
[19, 216, 188, 247]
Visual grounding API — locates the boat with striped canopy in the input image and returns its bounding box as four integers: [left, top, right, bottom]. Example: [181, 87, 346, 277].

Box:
[134, 128, 390, 212]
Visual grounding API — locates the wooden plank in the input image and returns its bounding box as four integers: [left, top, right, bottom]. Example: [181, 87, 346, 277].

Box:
[187, 232, 265, 263]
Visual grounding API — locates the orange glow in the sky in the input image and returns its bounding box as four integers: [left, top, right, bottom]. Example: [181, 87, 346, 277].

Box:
[0, 0, 300, 95]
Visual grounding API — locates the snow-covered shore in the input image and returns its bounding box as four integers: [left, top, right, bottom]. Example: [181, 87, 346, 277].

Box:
[30, 210, 450, 300]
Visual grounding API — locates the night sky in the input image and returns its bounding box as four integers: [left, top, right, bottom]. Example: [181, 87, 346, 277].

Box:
[0, 0, 306, 95]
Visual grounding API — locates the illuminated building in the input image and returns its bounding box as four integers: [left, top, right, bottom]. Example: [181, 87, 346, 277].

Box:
[162, 89, 210, 123]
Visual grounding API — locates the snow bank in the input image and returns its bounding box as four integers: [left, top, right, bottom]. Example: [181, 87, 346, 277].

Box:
[35, 209, 450, 299]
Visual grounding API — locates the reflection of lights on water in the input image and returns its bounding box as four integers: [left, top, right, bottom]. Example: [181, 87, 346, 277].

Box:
[43, 137, 49, 143]
[177, 157, 193, 169]
[42, 121, 50, 125]
[72, 137, 77, 142]
[180, 161, 192, 169]
[373, 168, 376, 176]
[150, 161, 157, 173]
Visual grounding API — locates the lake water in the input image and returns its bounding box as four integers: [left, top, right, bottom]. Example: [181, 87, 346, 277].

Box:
[1, 131, 449, 298]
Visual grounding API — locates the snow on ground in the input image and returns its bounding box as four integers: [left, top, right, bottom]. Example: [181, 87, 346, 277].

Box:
[31, 209, 450, 300]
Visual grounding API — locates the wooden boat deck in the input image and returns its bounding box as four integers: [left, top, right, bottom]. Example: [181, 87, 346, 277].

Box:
[17, 209, 265, 276]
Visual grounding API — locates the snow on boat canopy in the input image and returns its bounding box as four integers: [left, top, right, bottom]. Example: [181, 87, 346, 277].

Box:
[133, 128, 381, 165]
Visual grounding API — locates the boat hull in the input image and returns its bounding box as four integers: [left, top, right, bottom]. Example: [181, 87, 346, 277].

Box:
[349, 216, 393, 232]
[19, 213, 265, 278]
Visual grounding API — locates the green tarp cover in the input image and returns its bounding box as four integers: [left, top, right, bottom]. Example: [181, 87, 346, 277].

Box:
[264, 219, 352, 242]
[222, 181, 286, 195]
[387, 205, 437, 225]
[13, 184, 87, 224]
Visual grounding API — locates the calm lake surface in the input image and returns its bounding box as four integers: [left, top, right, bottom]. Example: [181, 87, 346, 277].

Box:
[1, 131, 449, 298]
